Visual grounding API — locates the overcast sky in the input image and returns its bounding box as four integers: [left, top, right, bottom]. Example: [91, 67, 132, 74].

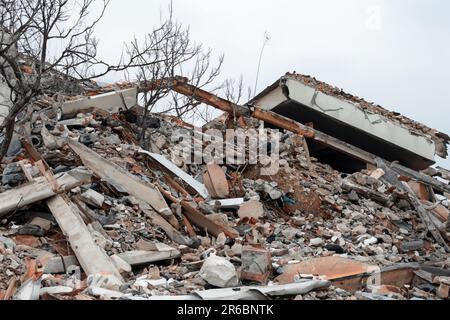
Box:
[93, 0, 450, 168]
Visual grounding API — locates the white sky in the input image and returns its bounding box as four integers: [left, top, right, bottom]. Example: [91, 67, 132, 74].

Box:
[93, 0, 450, 168]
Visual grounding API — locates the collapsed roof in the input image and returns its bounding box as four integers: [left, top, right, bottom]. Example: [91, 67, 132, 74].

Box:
[251, 73, 449, 172]
[1, 72, 450, 300]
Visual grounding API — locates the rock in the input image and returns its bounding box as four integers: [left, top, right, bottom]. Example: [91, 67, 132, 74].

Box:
[111, 254, 132, 273]
[399, 240, 424, 253]
[17, 224, 45, 237]
[336, 223, 350, 234]
[0, 236, 15, 249]
[309, 238, 323, 247]
[215, 232, 227, 248]
[282, 227, 299, 240]
[437, 283, 449, 299]
[348, 190, 360, 202]
[6, 134, 22, 157]
[134, 277, 168, 288]
[363, 237, 378, 246]
[2, 163, 24, 186]
[371, 285, 404, 299]
[269, 189, 283, 200]
[81, 189, 105, 208]
[198, 254, 239, 288]
[135, 238, 153, 251]
[237, 201, 264, 220]
[101, 134, 121, 145]
[230, 243, 243, 256]
[29, 217, 53, 231]
[118, 249, 181, 266]
[369, 168, 385, 179]
[240, 246, 272, 284]
[324, 244, 345, 254]
[40, 286, 73, 296]
[80, 133, 99, 145]
[352, 225, 367, 236]
[153, 135, 166, 149]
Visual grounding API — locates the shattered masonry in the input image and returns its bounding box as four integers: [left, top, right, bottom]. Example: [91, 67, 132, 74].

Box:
[0, 70, 450, 301]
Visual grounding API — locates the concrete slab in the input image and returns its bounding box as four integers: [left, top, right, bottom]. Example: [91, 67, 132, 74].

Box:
[253, 76, 437, 170]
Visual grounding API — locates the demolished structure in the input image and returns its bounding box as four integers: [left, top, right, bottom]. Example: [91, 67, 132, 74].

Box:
[0, 71, 449, 301]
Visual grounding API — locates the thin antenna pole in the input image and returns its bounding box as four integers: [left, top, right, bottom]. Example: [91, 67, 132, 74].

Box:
[253, 31, 270, 97]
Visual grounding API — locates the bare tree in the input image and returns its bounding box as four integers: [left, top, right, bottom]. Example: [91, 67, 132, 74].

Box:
[223, 75, 254, 105]
[0, 0, 156, 161]
[130, 2, 224, 143]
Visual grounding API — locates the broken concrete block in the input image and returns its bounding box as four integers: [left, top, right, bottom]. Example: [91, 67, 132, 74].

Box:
[215, 232, 227, 248]
[240, 246, 272, 284]
[230, 243, 243, 256]
[370, 168, 385, 180]
[111, 254, 132, 273]
[437, 283, 449, 299]
[309, 238, 323, 247]
[371, 285, 403, 299]
[237, 201, 264, 220]
[17, 224, 45, 237]
[80, 189, 105, 208]
[134, 277, 169, 289]
[198, 254, 239, 288]
[40, 286, 73, 296]
[13, 278, 41, 300]
[203, 164, 229, 199]
[363, 237, 378, 246]
[43, 255, 79, 274]
[101, 134, 121, 145]
[352, 225, 367, 236]
[348, 190, 360, 202]
[87, 286, 124, 299]
[0, 236, 15, 250]
[117, 249, 180, 266]
[1, 163, 24, 186]
[268, 189, 283, 200]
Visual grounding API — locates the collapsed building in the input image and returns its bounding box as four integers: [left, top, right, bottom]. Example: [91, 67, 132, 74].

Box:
[0, 70, 449, 300]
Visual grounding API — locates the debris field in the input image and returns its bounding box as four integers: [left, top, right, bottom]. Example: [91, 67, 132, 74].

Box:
[0, 75, 449, 301]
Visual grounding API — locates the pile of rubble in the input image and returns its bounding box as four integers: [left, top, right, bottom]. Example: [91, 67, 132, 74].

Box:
[0, 79, 449, 301]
